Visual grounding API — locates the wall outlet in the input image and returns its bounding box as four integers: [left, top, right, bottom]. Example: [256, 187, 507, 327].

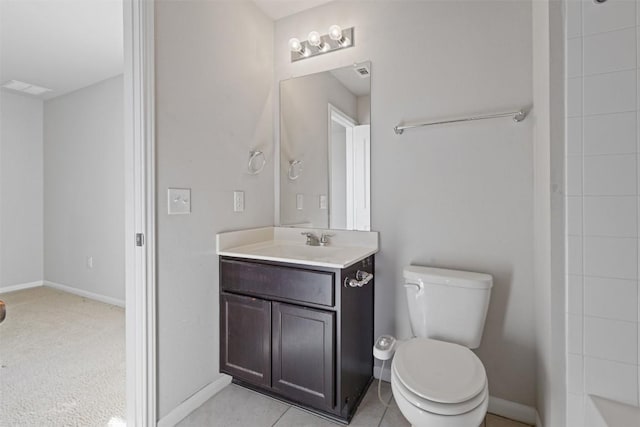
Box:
[168, 188, 191, 215]
[296, 194, 304, 210]
[234, 191, 245, 212]
[86, 256, 94, 269]
[319, 194, 327, 209]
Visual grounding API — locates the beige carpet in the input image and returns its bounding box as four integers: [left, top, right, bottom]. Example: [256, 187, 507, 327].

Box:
[0, 286, 125, 426]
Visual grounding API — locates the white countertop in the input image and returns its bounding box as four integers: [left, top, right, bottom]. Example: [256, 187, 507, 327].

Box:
[216, 227, 378, 269]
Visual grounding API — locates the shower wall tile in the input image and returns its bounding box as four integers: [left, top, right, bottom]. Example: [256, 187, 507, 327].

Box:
[584, 357, 639, 406]
[567, 117, 582, 155]
[583, 112, 636, 155]
[583, 196, 637, 237]
[568, 235, 583, 275]
[566, 156, 583, 196]
[584, 316, 638, 364]
[583, 70, 636, 116]
[583, 154, 636, 196]
[583, 0, 636, 36]
[568, 274, 584, 315]
[583, 28, 636, 75]
[568, 354, 584, 394]
[566, 0, 582, 39]
[567, 37, 583, 78]
[566, 2, 640, 419]
[583, 236, 637, 279]
[567, 196, 582, 235]
[567, 393, 585, 427]
[567, 77, 583, 117]
[584, 276, 639, 322]
[568, 313, 584, 354]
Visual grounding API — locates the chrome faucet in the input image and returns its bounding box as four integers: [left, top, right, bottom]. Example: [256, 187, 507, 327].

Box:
[320, 233, 334, 246]
[301, 232, 320, 246]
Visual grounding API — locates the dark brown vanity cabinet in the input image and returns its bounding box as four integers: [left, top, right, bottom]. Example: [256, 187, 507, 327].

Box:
[219, 255, 374, 424]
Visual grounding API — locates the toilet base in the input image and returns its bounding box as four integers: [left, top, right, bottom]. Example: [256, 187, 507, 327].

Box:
[391, 378, 489, 427]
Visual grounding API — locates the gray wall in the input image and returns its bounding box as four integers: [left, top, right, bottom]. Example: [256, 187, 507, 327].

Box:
[155, 0, 274, 418]
[280, 71, 357, 228]
[0, 92, 43, 288]
[533, 0, 566, 425]
[275, 1, 535, 407]
[43, 75, 125, 303]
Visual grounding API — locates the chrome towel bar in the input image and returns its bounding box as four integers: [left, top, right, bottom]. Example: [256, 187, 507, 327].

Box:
[394, 109, 528, 135]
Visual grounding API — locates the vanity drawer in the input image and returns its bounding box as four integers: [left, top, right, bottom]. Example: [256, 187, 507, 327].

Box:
[220, 258, 335, 307]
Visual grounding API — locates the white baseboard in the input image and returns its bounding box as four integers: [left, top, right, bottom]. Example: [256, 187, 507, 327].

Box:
[43, 281, 125, 308]
[0, 280, 43, 294]
[158, 374, 232, 427]
[489, 396, 538, 425]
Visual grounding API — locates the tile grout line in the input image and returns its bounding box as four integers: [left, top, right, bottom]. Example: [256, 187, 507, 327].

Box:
[376, 404, 389, 427]
[271, 405, 292, 427]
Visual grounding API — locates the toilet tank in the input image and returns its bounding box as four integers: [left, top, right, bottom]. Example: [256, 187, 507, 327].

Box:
[403, 266, 492, 349]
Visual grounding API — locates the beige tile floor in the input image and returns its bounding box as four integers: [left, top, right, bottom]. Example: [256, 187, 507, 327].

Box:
[178, 382, 532, 427]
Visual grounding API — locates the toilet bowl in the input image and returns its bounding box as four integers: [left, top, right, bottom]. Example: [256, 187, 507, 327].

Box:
[390, 338, 489, 427]
[376, 266, 493, 427]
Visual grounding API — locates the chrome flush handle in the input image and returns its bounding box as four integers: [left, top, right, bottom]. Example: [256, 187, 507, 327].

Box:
[344, 270, 374, 288]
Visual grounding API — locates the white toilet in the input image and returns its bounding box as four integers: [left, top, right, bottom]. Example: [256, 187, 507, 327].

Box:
[387, 266, 493, 427]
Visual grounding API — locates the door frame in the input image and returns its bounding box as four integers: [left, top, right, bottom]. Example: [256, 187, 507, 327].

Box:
[124, 0, 156, 425]
[327, 104, 357, 230]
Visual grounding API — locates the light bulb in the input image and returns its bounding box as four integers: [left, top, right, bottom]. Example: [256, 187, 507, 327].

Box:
[328, 25, 343, 41]
[308, 31, 321, 46]
[288, 38, 302, 53]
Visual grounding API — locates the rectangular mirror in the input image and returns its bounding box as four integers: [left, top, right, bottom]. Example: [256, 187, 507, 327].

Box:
[279, 62, 371, 231]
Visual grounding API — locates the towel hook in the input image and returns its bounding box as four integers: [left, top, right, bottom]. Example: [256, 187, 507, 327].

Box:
[247, 150, 266, 175]
[288, 159, 303, 180]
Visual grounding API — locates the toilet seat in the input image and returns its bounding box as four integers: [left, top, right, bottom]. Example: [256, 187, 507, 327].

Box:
[392, 367, 488, 416]
[392, 338, 488, 416]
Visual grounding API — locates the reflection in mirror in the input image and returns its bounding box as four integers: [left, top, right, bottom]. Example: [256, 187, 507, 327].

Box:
[279, 62, 371, 231]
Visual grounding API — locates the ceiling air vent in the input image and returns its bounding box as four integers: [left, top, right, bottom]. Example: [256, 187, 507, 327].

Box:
[2, 80, 51, 96]
[353, 63, 370, 78]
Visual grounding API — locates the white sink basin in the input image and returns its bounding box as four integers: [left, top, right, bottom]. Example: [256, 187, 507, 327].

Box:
[216, 227, 379, 268]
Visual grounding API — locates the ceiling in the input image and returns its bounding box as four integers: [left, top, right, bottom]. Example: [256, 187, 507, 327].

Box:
[0, 0, 332, 101]
[1, 0, 124, 100]
[253, 0, 334, 20]
[330, 65, 370, 97]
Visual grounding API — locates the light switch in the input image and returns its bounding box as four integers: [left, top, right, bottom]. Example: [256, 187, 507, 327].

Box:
[296, 194, 304, 210]
[234, 191, 245, 212]
[319, 194, 327, 209]
[168, 188, 191, 215]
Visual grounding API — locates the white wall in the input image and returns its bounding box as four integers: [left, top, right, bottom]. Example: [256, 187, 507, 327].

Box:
[0, 92, 43, 289]
[280, 71, 357, 228]
[275, 1, 535, 407]
[533, 0, 566, 425]
[154, 0, 274, 418]
[564, 0, 640, 424]
[43, 75, 124, 304]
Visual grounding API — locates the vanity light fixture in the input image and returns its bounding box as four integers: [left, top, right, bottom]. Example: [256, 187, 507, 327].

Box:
[328, 25, 350, 47]
[308, 31, 329, 52]
[289, 26, 354, 62]
[289, 38, 309, 57]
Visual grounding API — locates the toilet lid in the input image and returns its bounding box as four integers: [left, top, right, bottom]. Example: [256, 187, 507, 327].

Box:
[393, 338, 487, 404]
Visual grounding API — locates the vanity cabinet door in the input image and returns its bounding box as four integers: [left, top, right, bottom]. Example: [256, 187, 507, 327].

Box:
[272, 302, 335, 410]
[220, 293, 271, 387]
